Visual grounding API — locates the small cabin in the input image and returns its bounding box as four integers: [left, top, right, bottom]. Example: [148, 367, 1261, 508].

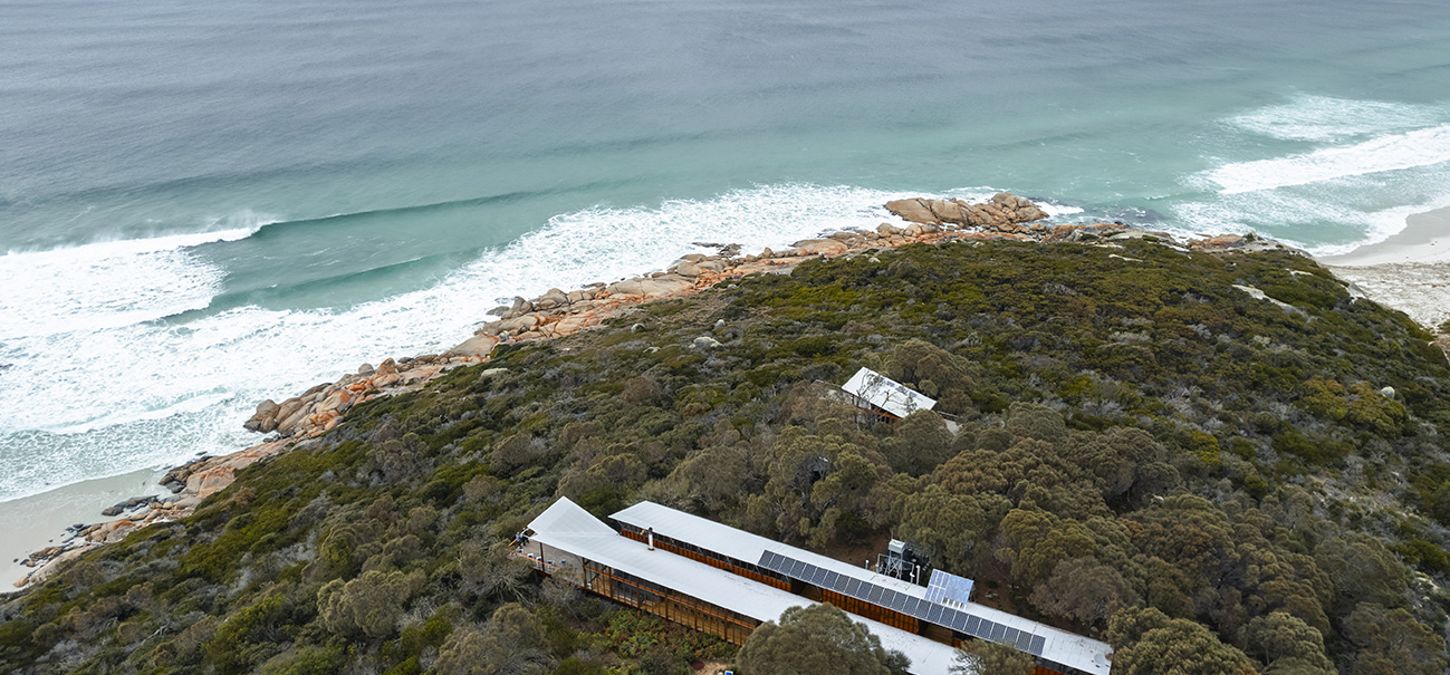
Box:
[840, 367, 937, 422]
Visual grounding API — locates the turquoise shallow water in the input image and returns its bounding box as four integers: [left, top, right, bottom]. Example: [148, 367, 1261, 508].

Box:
[3, 0, 1450, 499]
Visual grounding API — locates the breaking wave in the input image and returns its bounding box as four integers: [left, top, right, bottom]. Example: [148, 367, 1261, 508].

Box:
[1173, 94, 1450, 256]
[1204, 123, 1450, 195]
[1223, 94, 1444, 143]
[0, 213, 276, 339]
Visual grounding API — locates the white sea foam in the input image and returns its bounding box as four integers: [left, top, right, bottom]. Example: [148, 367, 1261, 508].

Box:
[1226, 94, 1443, 143]
[0, 184, 1053, 500]
[1204, 124, 1450, 195]
[1174, 94, 1450, 261]
[1037, 202, 1084, 218]
[0, 213, 274, 339]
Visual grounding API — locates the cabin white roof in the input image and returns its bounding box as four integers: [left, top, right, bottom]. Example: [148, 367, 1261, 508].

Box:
[611, 500, 1113, 675]
[841, 367, 937, 418]
[528, 498, 960, 675]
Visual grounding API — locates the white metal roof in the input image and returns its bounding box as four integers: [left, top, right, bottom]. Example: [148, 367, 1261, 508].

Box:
[528, 498, 961, 675]
[612, 500, 926, 597]
[841, 367, 937, 418]
[610, 501, 1113, 675]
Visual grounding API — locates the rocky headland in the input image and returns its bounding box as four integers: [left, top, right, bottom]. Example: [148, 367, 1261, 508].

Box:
[13, 191, 1302, 587]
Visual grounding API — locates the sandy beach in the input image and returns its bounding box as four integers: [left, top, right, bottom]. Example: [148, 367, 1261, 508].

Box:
[0, 468, 166, 589]
[1323, 206, 1450, 330]
[1323, 206, 1450, 267]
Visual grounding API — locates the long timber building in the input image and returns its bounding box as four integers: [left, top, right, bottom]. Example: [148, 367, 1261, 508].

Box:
[519, 497, 1113, 675]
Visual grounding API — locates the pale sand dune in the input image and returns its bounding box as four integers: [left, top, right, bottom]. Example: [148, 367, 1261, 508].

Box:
[0, 469, 165, 590]
[1325, 207, 1450, 331]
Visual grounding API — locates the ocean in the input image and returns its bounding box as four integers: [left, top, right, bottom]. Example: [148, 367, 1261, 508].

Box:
[3, 0, 1450, 501]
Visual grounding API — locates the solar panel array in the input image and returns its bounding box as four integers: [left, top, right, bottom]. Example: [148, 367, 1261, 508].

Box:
[924, 569, 975, 606]
[757, 550, 1047, 658]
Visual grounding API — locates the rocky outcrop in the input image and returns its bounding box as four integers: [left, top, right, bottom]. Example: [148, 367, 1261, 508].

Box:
[885, 192, 1050, 230]
[100, 495, 159, 517]
[240, 353, 484, 441]
[608, 276, 695, 298]
[446, 334, 501, 359]
[243, 399, 280, 433]
[792, 238, 849, 257]
[1187, 233, 1302, 255]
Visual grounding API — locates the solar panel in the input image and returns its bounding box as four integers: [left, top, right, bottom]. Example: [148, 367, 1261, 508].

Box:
[939, 608, 958, 629]
[1028, 635, 1046, 656]
[924, 569, 975, 606]
[753, 549, 1045, 652]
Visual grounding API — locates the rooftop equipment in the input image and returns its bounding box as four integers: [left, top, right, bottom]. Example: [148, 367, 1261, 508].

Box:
[877, 538, 930, 584]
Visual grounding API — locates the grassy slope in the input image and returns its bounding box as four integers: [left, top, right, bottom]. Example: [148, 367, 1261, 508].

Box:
[2, 240, 1447, 674]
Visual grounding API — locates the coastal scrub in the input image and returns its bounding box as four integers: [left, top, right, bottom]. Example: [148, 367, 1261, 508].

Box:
[2, 239, 1447, 673]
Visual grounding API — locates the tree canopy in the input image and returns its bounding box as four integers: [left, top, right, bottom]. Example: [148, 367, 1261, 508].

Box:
[737, 604, 908, 675]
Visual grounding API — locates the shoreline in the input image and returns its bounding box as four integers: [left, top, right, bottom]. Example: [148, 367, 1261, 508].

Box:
[1321, 206, 1450, 330]
[0, 468, 166, 589]
[1320, 206, 1450, 267]
[0, 192, 1320, 590]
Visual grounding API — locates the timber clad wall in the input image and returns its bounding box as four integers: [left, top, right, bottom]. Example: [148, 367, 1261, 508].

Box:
[818, 588, 922, 633]
[528, 553, 760, 645]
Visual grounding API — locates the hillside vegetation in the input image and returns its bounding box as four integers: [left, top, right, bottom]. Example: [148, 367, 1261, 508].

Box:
[2, 239, 1448, 674]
